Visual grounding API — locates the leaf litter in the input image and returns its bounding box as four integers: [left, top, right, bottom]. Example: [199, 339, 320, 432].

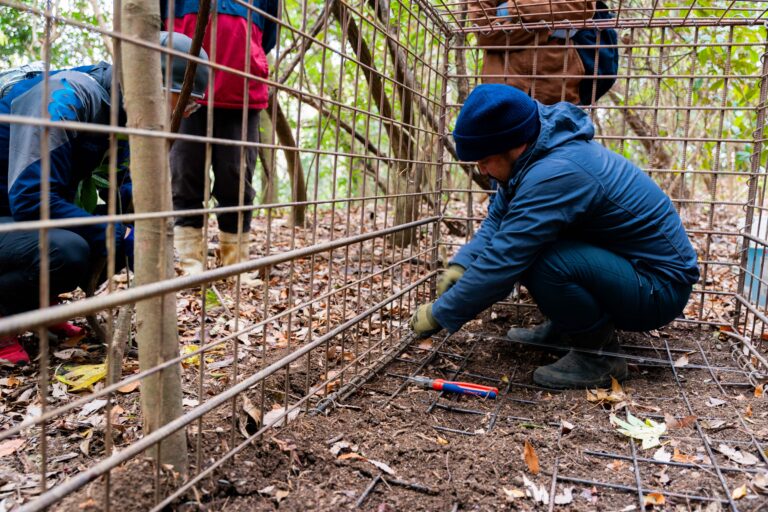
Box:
[609, 411, 666, 449]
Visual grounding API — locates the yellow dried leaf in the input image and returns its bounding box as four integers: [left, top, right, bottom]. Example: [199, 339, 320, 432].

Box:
[607, 459, 626, 472]
[755, 384, 764, 398]
[732, 484, 747, 500]
[436, 436, 449, 445]
[181, 344, 200, 366]
[643, 492, 665, 506]
[55, 363, 106, 392]
[523, 440, 540, 475]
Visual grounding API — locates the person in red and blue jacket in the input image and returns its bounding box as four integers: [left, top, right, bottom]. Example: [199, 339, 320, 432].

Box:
[409, 84, 699, 389]
[162, 0, 279, 280]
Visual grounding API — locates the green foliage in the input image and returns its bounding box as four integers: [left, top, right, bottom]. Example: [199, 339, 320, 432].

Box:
[0, 0, 111, 70]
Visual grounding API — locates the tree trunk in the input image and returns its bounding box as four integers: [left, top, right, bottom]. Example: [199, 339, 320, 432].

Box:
[120, 0, 188, 474]
[268, 95, 307, 227]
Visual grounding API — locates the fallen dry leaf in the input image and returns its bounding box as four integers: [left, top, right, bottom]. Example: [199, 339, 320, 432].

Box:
[607, 459, 626, 472]
[664, 413, 697, 429]
[554, 486, 574, 505]
[671, 448, 697, 463]
[755, 384, 764, 398]
[753, 472, 768, 494]
[337, 451, 395, 475]
[436, 436, 449, 445]
[502, 487, 525, 501]
[0, 438, 26, 457]
[732, 484, 747, 500]
[560, 420, 575, 435]
[522, 475, 548, 504]
[673, 354, 690, 367]
[653, 446, 671, 463]
[610, 412, 666, 449]
[643, 492, 665, 506]
[523, 440, 540, 475]
[746, 404, 753, 417]
[717, 444, 759, 466]
[707, 397, 727, 407]
[610, 376, 623, 394]
[117, 381, 139, 394]
[416, 339, 433, 351]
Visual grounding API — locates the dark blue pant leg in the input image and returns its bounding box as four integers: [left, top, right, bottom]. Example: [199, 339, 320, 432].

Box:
[0, 227, 90, 314]
[520, 240, 692, 334]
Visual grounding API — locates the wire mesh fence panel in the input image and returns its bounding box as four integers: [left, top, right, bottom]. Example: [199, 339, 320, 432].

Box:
[442, 1, 768, 350]
[0, 0, 447, 509]
[0, 0, 767, 510]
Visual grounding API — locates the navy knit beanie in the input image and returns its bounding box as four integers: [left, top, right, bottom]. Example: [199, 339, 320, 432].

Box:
[453, 84, 540, 162]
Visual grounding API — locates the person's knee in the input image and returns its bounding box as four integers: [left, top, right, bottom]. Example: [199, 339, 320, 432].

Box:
[522, 240, 585, 290]
[49, 231, 91, 291]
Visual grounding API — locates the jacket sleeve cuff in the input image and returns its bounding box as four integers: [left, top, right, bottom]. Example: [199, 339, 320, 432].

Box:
[431, 298, 463, 334]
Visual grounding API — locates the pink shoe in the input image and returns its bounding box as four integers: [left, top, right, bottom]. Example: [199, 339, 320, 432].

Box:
[0, 336, 30, 367]
[48, 322, 85, 339]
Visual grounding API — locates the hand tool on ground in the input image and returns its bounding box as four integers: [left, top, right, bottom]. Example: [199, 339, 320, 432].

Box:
[397, 374, 498, 399]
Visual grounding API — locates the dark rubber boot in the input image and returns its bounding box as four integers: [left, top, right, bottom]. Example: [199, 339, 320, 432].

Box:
[533, 322, 627, 389]
[506, 319, 566, 353]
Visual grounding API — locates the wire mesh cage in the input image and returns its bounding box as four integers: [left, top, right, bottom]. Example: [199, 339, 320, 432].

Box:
[0, 0, 766, 510]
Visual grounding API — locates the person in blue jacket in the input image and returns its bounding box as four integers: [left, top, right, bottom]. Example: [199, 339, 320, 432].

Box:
[0, 32, 208, 367]
[410, 84, 699, 389]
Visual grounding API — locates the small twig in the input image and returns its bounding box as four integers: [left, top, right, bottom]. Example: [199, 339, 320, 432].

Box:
[326, 433, 345, 445]
[210, 284, 233, 317]
[357, 468, 438, 495]
[355, 474, 381, 508]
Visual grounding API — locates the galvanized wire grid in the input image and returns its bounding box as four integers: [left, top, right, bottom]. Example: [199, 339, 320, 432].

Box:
[0, 0, 766, 510]
[375, 326, 767, 509]
[0, 0, 446, 509]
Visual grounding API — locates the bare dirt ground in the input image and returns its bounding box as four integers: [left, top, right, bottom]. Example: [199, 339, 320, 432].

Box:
[56, 313, 768, 511]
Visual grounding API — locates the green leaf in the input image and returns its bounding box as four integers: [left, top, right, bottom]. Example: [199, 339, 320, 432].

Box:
[609, 411, 667, 450]
[75, 177, 98, 213]
[91, 174, 111, 189]
[205, 288, 220, 309]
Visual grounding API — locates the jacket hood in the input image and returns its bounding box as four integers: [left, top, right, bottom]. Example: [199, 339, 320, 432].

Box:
[507, 102, 595, 186]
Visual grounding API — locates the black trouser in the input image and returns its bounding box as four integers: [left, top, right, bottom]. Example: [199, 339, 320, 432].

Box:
[520, 240, 693, 334]
[0, 218, 91, 315]
[170, 107, 259, 234]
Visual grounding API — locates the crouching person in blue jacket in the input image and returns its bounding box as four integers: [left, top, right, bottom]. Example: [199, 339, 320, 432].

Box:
[0, 32, 208, 367]
[410, 84, 699, 389]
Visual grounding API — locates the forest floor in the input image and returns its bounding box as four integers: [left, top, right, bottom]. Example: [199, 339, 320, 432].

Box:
[1, 201, 767, 511]
[58, 316, 768, 511]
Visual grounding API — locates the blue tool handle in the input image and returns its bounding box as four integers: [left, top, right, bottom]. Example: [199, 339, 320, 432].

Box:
[442, 382, 497, 399]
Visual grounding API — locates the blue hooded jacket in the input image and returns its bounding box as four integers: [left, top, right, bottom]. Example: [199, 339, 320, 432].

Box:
[431, 102, 700, 333]
[0, 63, 132, 255]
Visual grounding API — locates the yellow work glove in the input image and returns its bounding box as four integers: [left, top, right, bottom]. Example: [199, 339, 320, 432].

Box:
[409, 302, 442, 339]
[436, 264, 465, 297]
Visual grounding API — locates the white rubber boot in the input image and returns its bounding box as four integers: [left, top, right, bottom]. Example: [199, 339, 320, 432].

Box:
[174, 226, 205, 275]
[219, 231, 260, 286]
